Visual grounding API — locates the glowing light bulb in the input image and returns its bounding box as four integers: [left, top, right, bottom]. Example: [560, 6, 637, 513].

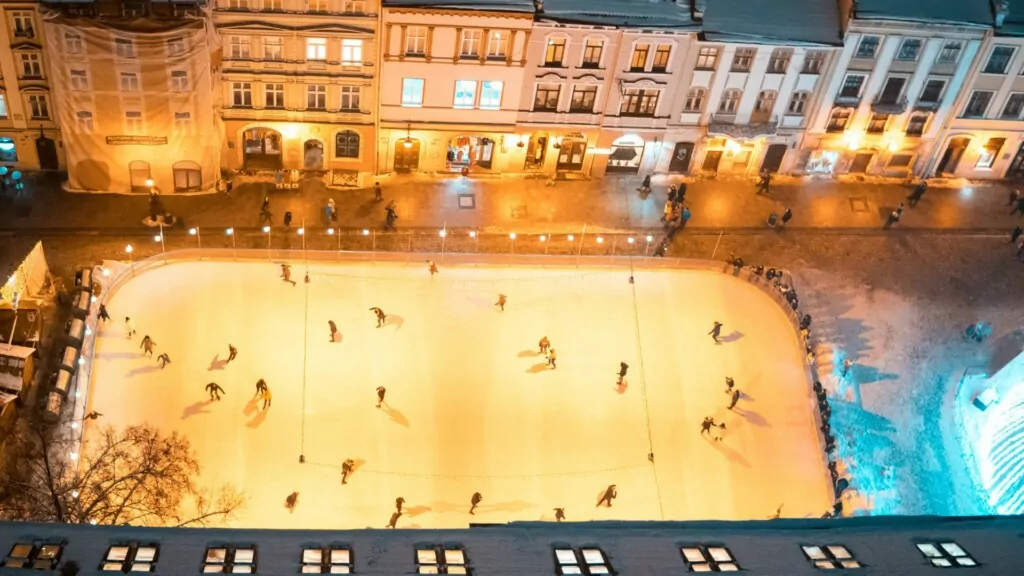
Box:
[362, 229, 370, 236]
[539, 235, 547, 242]
[597, 237, 604, 244]
[509, 233, 517, 240]
[567, 234, 575, 241]
[628, 237, 635, 244]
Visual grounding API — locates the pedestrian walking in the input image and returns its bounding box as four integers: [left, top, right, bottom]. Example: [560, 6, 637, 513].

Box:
[908, 181, 927, 206]
[708, 321, 723, 343]
[639, 174, 652, 193]
[1008, 226, 1023, 244]
[98, 304, 110, 323]
[141, 336, 156, 357]
[842, 359, 853, 378]
[766, 211, 778, 228]
[427, 260, 439, 276]
[328, 320, 338, 342]
[617, 362, 629, 385]
[547, 348, 557, 369]
[156, 353, 171, 369]
[285, 492, 299, 510]
[374, 182, 383, 202]
[780, 208, 793, 227]
[125, 317, 136, 339]
[596, 485, 617, 507]
[376, 386, 386, 408]
[281, 263, 297, 286]
[495, 294, 507, 311]
[387, 511, 402, 529]
[756, 169, 772, 195]
[538, 336, 550, 354]
[283, 211, 293, 230]
[701, 416, 715, 436]
[727, 389, 741, 410]
[883, 203, 904, 229]
[227, 344, 237, 363]
[261, 387, 272, 410]
[470, 492, 482, 515]
[554, 508, 565, 522]
[259, 197, 273, 225]
[1012, 197, 1024, 216]
[140, 334, 151, 350]
[395, 496, 405, 514]
[724, 377, 735, 393]
[1009, 188, 1021, 206]
[341, 459, 354, 484]
[1016, 239, 1024, 261]
[254, 378, 268, 398]
[370, 307, 387, 327]
[205, 382, 225, 401]
[385, 201, 398, 231]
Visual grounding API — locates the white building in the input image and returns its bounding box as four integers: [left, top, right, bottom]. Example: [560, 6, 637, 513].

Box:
[801, 0, 990, 177]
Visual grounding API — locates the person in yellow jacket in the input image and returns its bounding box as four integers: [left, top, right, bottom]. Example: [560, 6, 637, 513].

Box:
[261, 387, 272, 410]
[547, 348, 557, 369]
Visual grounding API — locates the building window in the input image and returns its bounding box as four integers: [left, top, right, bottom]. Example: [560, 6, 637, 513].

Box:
[64, 32, 84, 54]
[124, 110, 143, 134]
[263, 37, 283, 60]
[788, 91, 809, 115]
[534, 84, 560, 111]
[115, 38, 135, 58]
[342, 0, 365, 13]
[232, 82, 252, 107]
[839, 74, 866, 99]
[897, 38, 922, 61]
[406, 26, 426, 55]
[1002, 93, 1024, 119]
[120, 72, 140, 92]
[173, 111, 192, 132]
[12, 11, 34, 37]
[916, 542, 977, 568]
[754, 90, 776, 113]
[69, 69, 89, 91]
[867, 113, 889, 133]
[695, 46, 719, 70]
[340, 85, 360, 110]
[555, 547, 612, 575]
[652, 45, 671, 72]
[202, 547, 256, 574]
[878, 76, 906, 103]
[20, 53, 41, 78]
[307, 0, 327, 12]
[0, 94, 7, 118]
[123, 2, 147, 16]
[681, 545, 741, 571]
[718, 88, 741, 113]
[307, 84, 326, 110]
[401, 78, 424, 106]
[307, 37, 327, 60]
[460, 30, 481, 57]
[545, 37, 566, 66]
[963, 90, 993, 117]
[801, 545, 862, 570]
[826, 107, 851, 132]
[767, 48, 791, 73]
[918, 79, 945, 104]
[335, 130, 360, 158]
[172, 161, 202, 191]
[225, 0, 247, 8]
[683, 87, 705, 112]
[170, 70, 189, 91]
[581, 38, 603, 67]
[416, 547, 469, 574]
[479, 80, 503, 109]
[937, 41, 962, 64]
[905, 113, 928, 136]
[976, 138, 1006, 168]
[2, 543, 64, 570]
[731, 47, 755, 71]
[889, 154, 914, 168]
[76, 110, 94, 132]
[301, 547, 354, 573]
[230, 36, 250, 59]
[856, 35, 880, 58]
[620, 88, 659, 116]
[803, 50, 825, 74]
[984, 46, 1015, 74]
[630, 43, 649, 71]
[167, 37, 185, 56]
[570, 85, 597, 112]
[264, 0, 284, 11]
[487, 30, 509, 59]
[341, 38, 362, 65]
[265, 83, 284, 108]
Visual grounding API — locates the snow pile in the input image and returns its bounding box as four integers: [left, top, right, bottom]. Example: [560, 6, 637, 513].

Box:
[976, 353, 1024, 514]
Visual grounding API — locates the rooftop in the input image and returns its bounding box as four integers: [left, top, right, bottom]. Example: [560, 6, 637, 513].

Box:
[382, 0, 536, 12]
[701, 0, 842, 46]
[536, 0, 697, 29]
[854, 0, 993, 27]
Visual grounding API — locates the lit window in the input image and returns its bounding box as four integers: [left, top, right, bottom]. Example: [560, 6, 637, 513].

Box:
[905, 113, 928, 136]
[120, 72, 140, 92]
[167, 37, 185, 56]
[569, 85, 596, 112]
[480, 80, 503, 110]
[69, 69, 89, 91]
[402, 78, 424, 107]
[731, 48, 755, 72]
[801, 544, 861, 570]
[534, 84, 560, 111]
[826, 107, 851, 132]
[487, 30, 509, 59]
[301, 547, 353, 574]
[406, 27, 426, 55]
[307, 37, 327, 61]
[684, 87, 705, 112]
[2, 542, 64, 570]
[0, 94, 9, 118]
[203, 546, 257, 574]
[620, 88, 659, 116]
[855, 35, 879, 59]
[76, 110, 94, 132]
[652, 45, 671, 72]
[681, 545, 740, 572]
[416, 546, 469, 574]
[125, 111, 143, 134]
[867, 113, 889, 134]
[115, 38, 135, 58]
[170, 70, 189, 91]
[545, 37, 566, 66]
[976, 138, 1005, 169]
[916, 542, 978, 568]
[342, 0, 364, 12]
[101, 544, 159, 572]
[460, 30, 481, 57]
[454, 80, 477, 108]
[65, 32, 84, 54]
[306, 0, 327, 12]
[554, 547, 611, 575]
[630, 43, 649, 71]
[581, 38, 602, 67]
[340, 86, 360, 110]
[341, 39, 362, 65]
[695, 46, 719, 70]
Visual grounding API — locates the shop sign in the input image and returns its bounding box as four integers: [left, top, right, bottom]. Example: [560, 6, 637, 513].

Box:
[105, 136, 168, 146]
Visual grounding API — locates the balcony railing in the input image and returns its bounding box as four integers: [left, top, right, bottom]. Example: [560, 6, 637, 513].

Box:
[833, 93, 861, 106]
[871, 95, 907, 115]
[707, 114, 778, 138]
[914, 99, 940, 111]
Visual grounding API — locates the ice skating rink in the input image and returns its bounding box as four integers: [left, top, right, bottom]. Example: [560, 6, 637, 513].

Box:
[86, 259, 831, 528]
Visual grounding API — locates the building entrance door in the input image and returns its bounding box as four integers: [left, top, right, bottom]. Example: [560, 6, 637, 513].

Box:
[849, 152, 873, 173]
[1006, 142, 1024, 179]
[35, 137, 58, 169]
[556, 139, 586, 170]
[394, 139, 421, 173]
[702, 150, 722, 172]
[761, 143, 787, 173]
[668, 142, 694, 173]
[937, 137, 970, 175]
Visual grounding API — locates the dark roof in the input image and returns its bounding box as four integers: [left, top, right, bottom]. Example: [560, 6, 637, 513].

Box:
[996, 0, 1024, 36]
[382, 0, 536, 11]
[537, 0, 698, 28]
[701, 0, 842, 46]
[2, 516, 1024, 575]
[854, 0, 993, 27]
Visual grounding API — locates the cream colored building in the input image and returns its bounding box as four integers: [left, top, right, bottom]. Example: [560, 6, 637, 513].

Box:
[215, 0, 379, 186]
[0, 0, 61, 171]
[41, 1, 218, 193]
[378, 0, 533, 174]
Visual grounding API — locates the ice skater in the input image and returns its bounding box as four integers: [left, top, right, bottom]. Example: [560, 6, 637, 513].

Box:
[329, 320, 338, 342]
[724, 377, 735, 393]
[376, 386, 386, 408]
[495, 294, 507, 311]
[205, 382, 225, 401]
[281, 263, 297, 286]
[254, 378, 268, 398]
[596, 485, 617, 507]
[426, 260, 438, 276]
[470, 492, 482, 515]
[387, 511, 402, 529]
[285, 491, 298, 511]
[227, 344, 237, 363]
[538, 336, 550, 354]
[125, 317, 136, 339]
[156, 353, 171, 369]
[547, 348, 557, 369]
[140, 336, 155, 356]
[395, 497, 405, 514]
[701, 416, 715, 436]
[727, 389, 741, 410]
[712, 422, 727, 442]
[617, 362, 629, 385]
[98, 304, 110, 323]
[370, 307, 387, 327]
[261, 387, 272, 410]
[708, 321, 723, 343]
[341, 459, 354, 484]
[554, 508, 565, 522]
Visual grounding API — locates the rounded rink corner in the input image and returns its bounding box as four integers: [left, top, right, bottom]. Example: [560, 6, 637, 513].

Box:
[73, 249, 832, 529]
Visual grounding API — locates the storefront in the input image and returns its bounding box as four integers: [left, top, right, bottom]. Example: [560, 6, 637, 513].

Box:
[555, 133, 588, 171]
[606, 134, 645, 174]
[447, 136, 495, 171]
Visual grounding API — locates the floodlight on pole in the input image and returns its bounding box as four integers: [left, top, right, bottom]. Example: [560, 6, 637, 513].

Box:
[226, 228, 236, 260]
[125, 244, 135, 276]
[189, 226, 202, 248]
[263, 226, 271, 260]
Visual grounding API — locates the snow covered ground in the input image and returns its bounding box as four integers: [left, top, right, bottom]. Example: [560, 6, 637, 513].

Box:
[83, 258, 830, 529]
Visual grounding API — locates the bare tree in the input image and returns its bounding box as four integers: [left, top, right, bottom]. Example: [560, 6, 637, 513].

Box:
[0, 422, 243, 527]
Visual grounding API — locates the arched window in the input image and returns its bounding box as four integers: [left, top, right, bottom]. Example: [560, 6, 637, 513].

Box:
[335, 130, 360, 158]
[718, 89, 741, 113]
[684, 87, 706, 113]
[128, 160, 151, 193]
[173, 160, 202, 192]
[755, 90, 777, 113]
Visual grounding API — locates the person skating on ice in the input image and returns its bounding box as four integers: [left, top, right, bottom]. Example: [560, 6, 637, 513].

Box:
[141, 336, 156, 357]
[554, 508, 565, 522]
[701, 416, 715, 436]
[395, 497, 405, 514]
[227, 344, 237, 363]
[426, 260, 438, 276]
[156, 353, 171, 369]
[254, 378, 268, 398]
[538, 336, 550, 354]
[341, 459, 354, 484]
[546, 348, 557, 369]
[596, 485, 617, 507]
[727, 389, 741, 410]
[328, 320, 338, 342]
[285, 491, 298, 511]
[495, 294, 507, 311]
[724, 376, 735, 393]
[261, 387, 272, 410]
[125, 317, 136, 339]
[98, 304, 110, 323]
[369, 307, 387, 327]
[281, 263, 297, 286]
[617, 362, 629, 385]
[387, 511, 402, 529]
[376, 386, 386, 408]
[205, 382, 225, 401]
[708, 321, 723, 343]
[470, 492, 482, 515]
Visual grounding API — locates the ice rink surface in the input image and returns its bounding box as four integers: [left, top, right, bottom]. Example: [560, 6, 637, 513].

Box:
[86, 259, 830, 529]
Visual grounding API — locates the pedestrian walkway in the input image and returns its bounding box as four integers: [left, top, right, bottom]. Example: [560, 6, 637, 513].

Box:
[1, 172, 1022, 235]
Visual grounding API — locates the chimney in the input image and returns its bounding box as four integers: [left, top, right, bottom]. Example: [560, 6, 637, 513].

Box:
[995, 0, 1009, 28]
[533, 0, 544, 12]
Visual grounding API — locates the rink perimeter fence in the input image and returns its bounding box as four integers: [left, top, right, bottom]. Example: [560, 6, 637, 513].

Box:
[56, 246, 832, 514]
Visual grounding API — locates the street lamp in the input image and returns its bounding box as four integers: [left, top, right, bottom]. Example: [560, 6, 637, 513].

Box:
[439, 227, 447, 261]
[226, 228, 236, 260]
[189, 226, 201, 248]
[153, 231, 165, 253]
[645, 235, 653, 257]
[509, 232, 517, 263]
[125, 244, 134, 276]
[263, 225, 271, 260]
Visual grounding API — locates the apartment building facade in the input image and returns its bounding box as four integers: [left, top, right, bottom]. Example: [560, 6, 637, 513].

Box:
[0, 0, 62, 171]
[378, 0, 533, 174]
[801, 0, 989, 177]
[215, 0, 379, 186]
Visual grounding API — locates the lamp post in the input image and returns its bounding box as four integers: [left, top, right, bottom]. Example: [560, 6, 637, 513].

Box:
[263, 226, 271, 260]
[508, 232, 516, 265]
[226, 228, 236, 260]
[328, 227, 340, 260]
[298, 221, 306, 274]
[189, 226, 201, 248]
[469, 230, 478, 254]
[125, 244, 134, 276]
[439, 225, 447, 262]
[154, 224, 165, 254]
[645, 235, 653, 257]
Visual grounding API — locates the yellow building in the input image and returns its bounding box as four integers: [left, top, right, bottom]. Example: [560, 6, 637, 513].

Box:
[41, 1, 218, 193]
[0, 1, 62, 171]
[214, 0, 379, 186]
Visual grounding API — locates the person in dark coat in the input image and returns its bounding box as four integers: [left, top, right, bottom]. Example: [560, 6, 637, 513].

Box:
[617, 362, 629, 384]
[205, 382, 225, 401]
[227, 344, 237, 363]
[98, 304, 110, 323]
[780, 208, 793, 227]
[376, 386, 386, 408]
[370, 307, 386, 327]
[341, 459, 354, 484]
[596, 485, 617, 507]
[708, 321, 723, 343]
[1009, 225, 1022, 244]
[329, 320, 338, 342]
[470, 492, 482, 515]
